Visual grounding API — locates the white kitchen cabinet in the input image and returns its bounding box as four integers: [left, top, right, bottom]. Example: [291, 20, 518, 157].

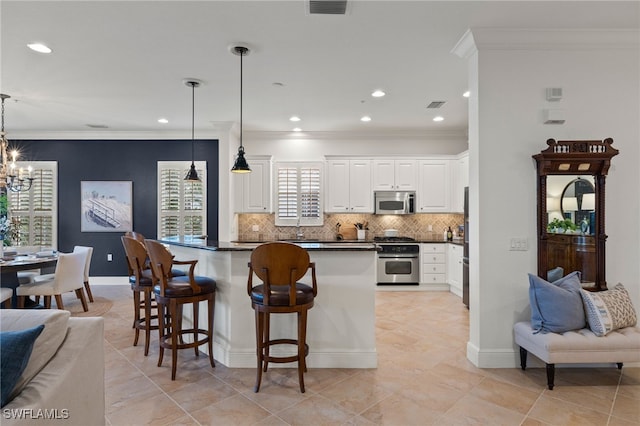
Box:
[447, 243, 463, 297]
[421, 243, 447, 286]
[417, 159, 451, 212]
[234, 156, 272, 213]
[372, 159, 417, 191]
[450, 151, 469, 213]
[325, 159, 373, 213]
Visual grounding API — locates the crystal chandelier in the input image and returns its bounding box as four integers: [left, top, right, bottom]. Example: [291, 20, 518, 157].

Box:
[1, 94, 34, 192]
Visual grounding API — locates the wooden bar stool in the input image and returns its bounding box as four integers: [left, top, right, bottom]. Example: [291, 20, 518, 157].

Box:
[145, 239, 216, 380]
[121, 236, 158, 356]
[247, 242, 318, 393]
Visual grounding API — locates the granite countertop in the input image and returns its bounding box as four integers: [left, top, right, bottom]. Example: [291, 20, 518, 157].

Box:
[160, 236, 463, 251]
[160, 236, 378, 251]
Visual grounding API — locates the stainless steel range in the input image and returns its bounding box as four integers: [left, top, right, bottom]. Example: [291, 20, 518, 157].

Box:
[375, 237, 420, 285]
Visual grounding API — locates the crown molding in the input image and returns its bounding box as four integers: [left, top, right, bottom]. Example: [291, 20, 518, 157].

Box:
[453, 28, 639, 57]
[6, 129, 227, 140]
[244, 129, 468, 142]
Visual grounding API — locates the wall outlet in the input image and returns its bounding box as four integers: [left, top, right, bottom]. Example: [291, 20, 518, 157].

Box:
[251, 224, 260, 232]
[509, 238, 528, 251]
[428, 224, 433, 232]
[107, 253, 113, 261]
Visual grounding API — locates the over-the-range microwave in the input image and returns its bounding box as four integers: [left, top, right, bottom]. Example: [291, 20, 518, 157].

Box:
[374, 191, 416, 215]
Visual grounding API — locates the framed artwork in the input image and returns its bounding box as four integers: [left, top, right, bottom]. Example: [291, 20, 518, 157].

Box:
[81, 181, 133, 232]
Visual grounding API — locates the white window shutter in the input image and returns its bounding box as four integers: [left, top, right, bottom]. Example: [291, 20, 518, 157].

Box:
[7, 162, 57, 247]
[157, 161, 206, 238]
[275, 162, 323, 226]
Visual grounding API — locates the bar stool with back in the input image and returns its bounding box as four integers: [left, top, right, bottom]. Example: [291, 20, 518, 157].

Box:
[247, 242, 318, 393]
[121, 236, 158, 356]
[144, 239, 216, 380]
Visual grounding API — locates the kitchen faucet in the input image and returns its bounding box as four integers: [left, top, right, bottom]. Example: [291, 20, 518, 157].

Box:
[295, 217, 304, 239]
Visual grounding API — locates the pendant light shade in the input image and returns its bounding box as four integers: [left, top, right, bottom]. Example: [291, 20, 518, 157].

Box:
[184, 79, 201, 181]
[231, 45, 251, 173]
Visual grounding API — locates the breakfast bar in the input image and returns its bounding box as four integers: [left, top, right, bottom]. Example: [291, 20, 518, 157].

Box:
[161, 237, 378, 369]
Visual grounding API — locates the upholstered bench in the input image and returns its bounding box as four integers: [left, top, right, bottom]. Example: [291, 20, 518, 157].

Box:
[514, 321, 640, 389]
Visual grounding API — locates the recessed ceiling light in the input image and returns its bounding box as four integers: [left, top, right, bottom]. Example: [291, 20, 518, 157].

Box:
[361, 116, 371, 122]
[293, 127, 302, 132]
[289, 116, 301, 122]
[433, 116, 444, 122]
[371, 90, 385, 98]
[463, 91, 470, 98]
[157, 118, 169, 124]
[27, 43, 52, 53]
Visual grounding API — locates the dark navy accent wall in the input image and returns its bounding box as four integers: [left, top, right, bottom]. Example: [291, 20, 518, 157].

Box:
[16, 139, 219, 276]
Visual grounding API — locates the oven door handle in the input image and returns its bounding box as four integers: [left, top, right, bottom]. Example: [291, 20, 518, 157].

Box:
[378, 255, 419, 259]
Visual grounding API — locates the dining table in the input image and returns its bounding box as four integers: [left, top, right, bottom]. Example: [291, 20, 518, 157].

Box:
[0, 252, 58, 308]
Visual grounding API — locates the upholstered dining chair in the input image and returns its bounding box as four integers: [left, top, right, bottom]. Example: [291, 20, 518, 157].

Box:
[16, 251, 88, 311]
[121, 236, 158, 356]
[73, 246, 94, 302]
[247, 242, 318, 393]
[144, 239, 216, 380]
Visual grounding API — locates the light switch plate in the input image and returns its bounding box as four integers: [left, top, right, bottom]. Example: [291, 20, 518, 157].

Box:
[509, 238, 528, 251]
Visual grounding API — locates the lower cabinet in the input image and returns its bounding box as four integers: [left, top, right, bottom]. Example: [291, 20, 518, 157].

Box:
[546, 233, 596, 283]
[420, 243, 447, 287]
[447, 244, 463, 297]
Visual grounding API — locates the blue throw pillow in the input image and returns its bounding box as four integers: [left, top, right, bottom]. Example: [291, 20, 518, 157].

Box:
[547, 267, 564, 282]
[1, 324, 45, 407]
[528, 271, 586, 333]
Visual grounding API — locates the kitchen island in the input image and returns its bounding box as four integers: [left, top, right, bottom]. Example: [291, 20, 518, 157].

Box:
[160, 237, 378, 369]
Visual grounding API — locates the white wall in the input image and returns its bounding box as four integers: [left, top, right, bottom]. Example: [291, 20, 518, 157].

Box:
[457, 29, 639, 367]
[240, 131, 468, 160]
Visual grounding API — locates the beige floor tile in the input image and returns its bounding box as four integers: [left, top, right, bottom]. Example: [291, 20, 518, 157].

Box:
[542, 383, 616, 415]
[190, 393, 271, 425]
[608, 414, 640, 426]
[95, 285, 633, 425]
[169, 375, 239, 412]
[438, 394, 527, 425]
[360, 393, 446, 425]
[276, 395, 354, 425]
[611, 393, 640, 423]
[107, 392, 188, 425]
[528, 394, 610, 425]
[469, 377, 540, 414]
[241, 379, 311, 413]
[319, 371, 393, 415]
[483, 367, 547, 393]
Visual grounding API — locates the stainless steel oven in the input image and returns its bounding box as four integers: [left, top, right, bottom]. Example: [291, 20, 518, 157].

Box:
[376, 243, 420, 285]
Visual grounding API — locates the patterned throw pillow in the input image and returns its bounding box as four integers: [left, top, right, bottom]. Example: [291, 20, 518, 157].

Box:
[580, 284, 638, 336]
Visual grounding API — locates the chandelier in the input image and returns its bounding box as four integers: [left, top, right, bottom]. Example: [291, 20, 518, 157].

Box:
[1, 94, 34, 193]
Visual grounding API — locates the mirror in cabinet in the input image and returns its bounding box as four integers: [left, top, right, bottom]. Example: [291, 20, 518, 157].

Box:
[533, 138, 618, 291]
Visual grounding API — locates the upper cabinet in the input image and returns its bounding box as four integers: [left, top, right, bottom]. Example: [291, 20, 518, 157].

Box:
[450, 151, 469, 213]
[417, 159, 451, 212]
[234, 156, 272, 213]
[372, 159, 417, 191]
[325, 159, 373, 213]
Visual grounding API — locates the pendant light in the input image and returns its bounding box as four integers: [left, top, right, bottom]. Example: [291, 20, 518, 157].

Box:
[184, 79, 201, 181]
[231, 45, 251, 173]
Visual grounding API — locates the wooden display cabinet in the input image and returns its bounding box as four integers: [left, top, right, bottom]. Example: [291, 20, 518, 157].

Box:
[533, 138, 618, 291]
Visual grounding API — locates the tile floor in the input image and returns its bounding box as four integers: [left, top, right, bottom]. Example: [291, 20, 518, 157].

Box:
[96, 285, 639, 425]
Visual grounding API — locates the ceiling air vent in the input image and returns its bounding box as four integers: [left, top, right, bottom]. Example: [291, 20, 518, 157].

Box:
[426, 101, 446, 109]
[309, 0, 347, 15]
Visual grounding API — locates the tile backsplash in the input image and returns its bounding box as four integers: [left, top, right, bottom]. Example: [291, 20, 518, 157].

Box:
[237, 213, 464, 241]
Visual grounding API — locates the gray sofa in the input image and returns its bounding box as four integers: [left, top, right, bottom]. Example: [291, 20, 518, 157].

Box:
[1, 309, 105, 425]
